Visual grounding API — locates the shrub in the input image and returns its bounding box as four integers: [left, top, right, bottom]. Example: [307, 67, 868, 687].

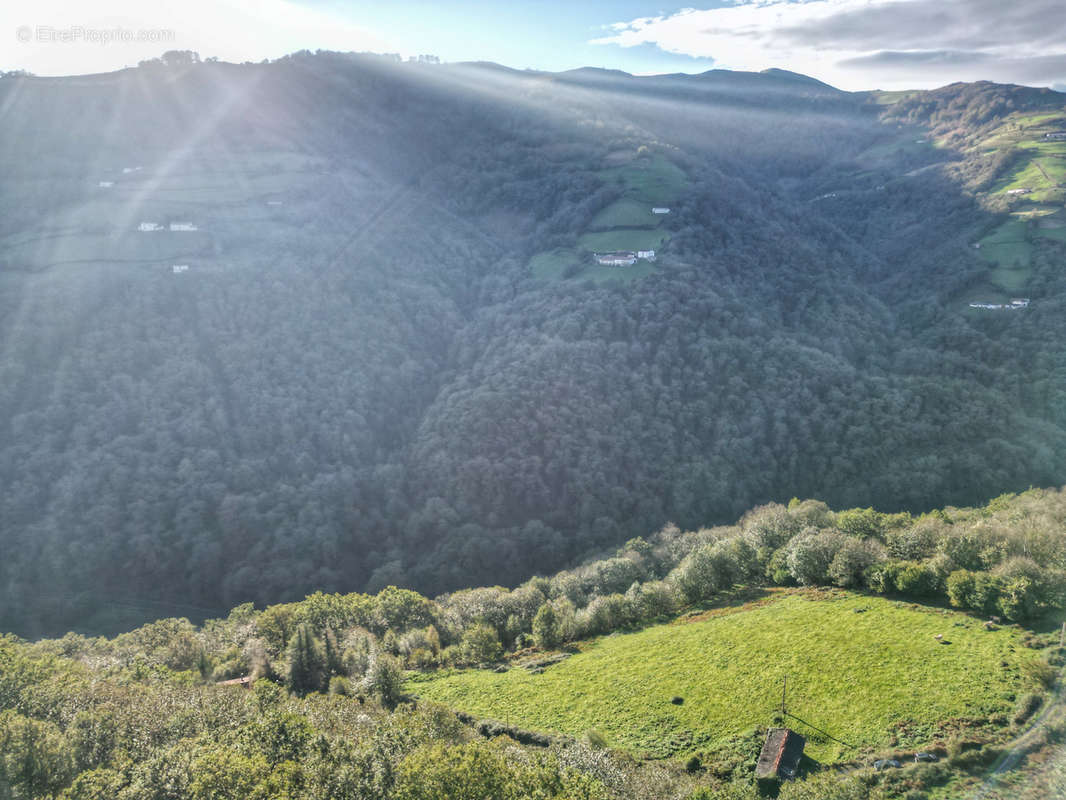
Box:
[1012, 692, 1043, 726]
[532, 603, 562, 650]
[787, 530, 845, 586]
[741, 503, 800, 551]
[460, 623, 503, 665]
[362, 649, 404, 707]
[577, 594, 635, 638]
[626, 580, 678, 621]
[672, 538, 754, 604]
[328, 676, 352, 696]
[828, 538, 885, 588]
[1020, 658, 1057, 691]
[584, 728, 608, 749]
[892, 562, 938, 597]
[886, 519, 942, 561]
[946, 569, 976, 609]
[766, 547, 794, 585]
[835, 507, 885, 539]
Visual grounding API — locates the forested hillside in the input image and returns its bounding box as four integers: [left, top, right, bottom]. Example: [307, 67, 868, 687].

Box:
[2, 52, 1065, 636]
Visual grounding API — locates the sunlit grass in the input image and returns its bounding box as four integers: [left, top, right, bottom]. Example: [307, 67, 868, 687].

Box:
[410, 591, 1036, 763]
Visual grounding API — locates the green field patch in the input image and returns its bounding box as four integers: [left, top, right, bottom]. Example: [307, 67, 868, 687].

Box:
[1015, 112, 1066, 129]
[601, 153, 688, 205]
[977, 218, 1035, 288]
[578, 229, 668, 253]
[589, 198, 663, 230]
[410, 592, 1034, 763]
[982, 218, 1030, 245]
[993, 157, 1050, 194]
[987, 262, 1034, 293]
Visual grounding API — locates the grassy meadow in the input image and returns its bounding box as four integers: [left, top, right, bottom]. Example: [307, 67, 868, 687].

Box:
[601, 152, 689, 205]
[409, 590, 1038, 764]
[589, 197, 663, 230]
[578, 228, 669, 253]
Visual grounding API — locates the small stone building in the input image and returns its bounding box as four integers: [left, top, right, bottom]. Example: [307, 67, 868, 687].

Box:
[755, 728, 805, 780]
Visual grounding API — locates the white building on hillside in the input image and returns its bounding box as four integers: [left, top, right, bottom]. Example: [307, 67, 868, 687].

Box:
[172, 265, 189, 274]
[98, 181, 114, 188]
[636, 250, 656, 260]
[594, 251, 637, 266]
[652, 207, 670, 214]
[170, 222, 198, 231]
[138, 222, 163, 232]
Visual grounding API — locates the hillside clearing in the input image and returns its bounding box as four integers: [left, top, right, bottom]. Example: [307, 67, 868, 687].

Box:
[578, 228, 668, 253]
[601, 152, 688, 205]
[409, 591, 1036, 764]
[529, 247, 657, 283]
[589, 198, 663, 230]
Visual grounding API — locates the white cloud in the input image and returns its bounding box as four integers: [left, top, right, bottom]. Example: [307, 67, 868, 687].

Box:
[591, 0, 1066, 91]
[2, 0, 393, 76]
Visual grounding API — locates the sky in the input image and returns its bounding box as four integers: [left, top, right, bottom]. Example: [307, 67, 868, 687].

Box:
[3, 0, 1066, 92]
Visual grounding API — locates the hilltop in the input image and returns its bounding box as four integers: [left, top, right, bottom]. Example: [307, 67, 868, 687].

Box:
[2, 54, 1066, 637]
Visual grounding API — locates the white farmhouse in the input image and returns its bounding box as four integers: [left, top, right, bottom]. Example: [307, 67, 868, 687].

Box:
[98, 181, 114, 188]
[652, 207, 670, 214]
[636, 250, 656, 260]
[169, 222, 198, 231]
[138, 222, 163, 232]
[172, 265, 189, 274]
[594, 251, 637, 266]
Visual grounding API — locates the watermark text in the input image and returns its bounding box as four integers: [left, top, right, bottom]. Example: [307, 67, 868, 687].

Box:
[16, 25, 176, 46]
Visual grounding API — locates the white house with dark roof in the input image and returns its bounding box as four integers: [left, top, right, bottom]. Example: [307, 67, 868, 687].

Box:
[594, 251, 637, 266]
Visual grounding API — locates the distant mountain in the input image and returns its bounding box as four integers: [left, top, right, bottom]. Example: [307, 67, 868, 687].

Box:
[1, 52, 1065, 636]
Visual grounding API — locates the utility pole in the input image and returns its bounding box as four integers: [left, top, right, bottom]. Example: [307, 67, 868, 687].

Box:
[781, 675, 787, 717]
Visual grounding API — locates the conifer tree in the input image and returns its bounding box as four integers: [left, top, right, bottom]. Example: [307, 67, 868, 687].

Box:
[285, 624, 326, 696]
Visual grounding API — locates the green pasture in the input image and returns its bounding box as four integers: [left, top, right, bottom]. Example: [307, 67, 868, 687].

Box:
[410, 592, 1036, 763]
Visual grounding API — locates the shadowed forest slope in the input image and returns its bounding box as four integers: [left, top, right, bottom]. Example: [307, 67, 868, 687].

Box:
[1, 53, 1065, 635]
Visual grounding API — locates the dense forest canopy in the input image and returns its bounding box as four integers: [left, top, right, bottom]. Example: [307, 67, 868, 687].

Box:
[1, 52, 1065, 637]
